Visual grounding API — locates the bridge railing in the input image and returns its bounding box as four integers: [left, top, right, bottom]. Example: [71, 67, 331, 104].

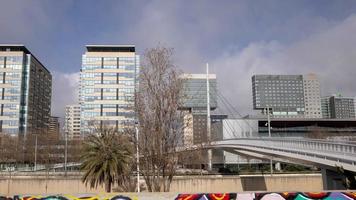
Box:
[219, 137, 356, 166]
[223, 137, 356, 155]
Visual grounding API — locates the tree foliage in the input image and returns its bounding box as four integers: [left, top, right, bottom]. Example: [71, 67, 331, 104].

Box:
[80, 127, 133, 192]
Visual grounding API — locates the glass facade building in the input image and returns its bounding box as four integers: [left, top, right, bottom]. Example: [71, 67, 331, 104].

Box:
[180, 74, 217, 113]
[79, 45, 139, 134]
[0, 45, 52, 136]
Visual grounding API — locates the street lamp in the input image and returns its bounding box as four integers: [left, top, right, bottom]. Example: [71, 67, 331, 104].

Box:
[34, 134, 37, 171]
[265, 106, 273, 175]
[64, 130, 68, 176]
[135, 122, 140, 193]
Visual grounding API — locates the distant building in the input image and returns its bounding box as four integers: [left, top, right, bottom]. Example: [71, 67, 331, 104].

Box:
[321, 96, 331, 118]
[0, 45, 52, 136]
[48, 116, 60, 137]
[79, 45, 139, 134]
[303, 74, 322, 118]
[179, 73, 220, 168]
[322, 95, 355, 119]
[180, 74, 217, 145]
[64, 104, 81, 140]
[252, 74, 322, 118]
[180, 74, 217, 112]
[252, 75, 305, 118]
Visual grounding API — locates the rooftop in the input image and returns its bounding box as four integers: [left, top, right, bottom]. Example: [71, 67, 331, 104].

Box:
[0, 44, 31, 54]
[181, 73, 216, 79]
[0, 44, 51, 74]
[86, 45, 135, 52]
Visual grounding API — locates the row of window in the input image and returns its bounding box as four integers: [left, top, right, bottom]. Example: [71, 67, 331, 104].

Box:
[83, 96, 133, 101]
[0, 120, 19, 126]
[82, 104, 130, 109]
[256, 103, 304, 107]
[82, 112, 134, 118]
[0, 56, 23, 64]
[0, 64, 22, 70]
[83, 57, 135, 62]
[0, 72, 21, 79]
[82, 65, 136, 70]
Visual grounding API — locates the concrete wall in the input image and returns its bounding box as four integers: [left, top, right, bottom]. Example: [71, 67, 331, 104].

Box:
[0, 173, 322, 195]
[0, 174, 105, 195]
[170, 174, 323, 193]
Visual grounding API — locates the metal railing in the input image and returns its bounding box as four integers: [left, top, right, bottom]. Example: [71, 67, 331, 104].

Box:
[211, 137, 356, 170]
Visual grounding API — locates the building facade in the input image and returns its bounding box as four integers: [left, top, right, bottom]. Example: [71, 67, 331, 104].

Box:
[79, 45, 139, 134]
[252, 75, 305, 118]
[64, 104, 81, 139]
[48, 116, 60, 137]
[180, 74, 217, 145]
[180, 74, 217, 112]
[252, 74, 323, 119]
[303, 74, 322, 118]
[321, 95, 355, 119]
[321, 96, 331, 118]
[0, 45, 52, 136]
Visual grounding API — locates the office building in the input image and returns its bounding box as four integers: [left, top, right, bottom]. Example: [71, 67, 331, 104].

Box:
[0, 45, 52, 136]
[322, 95, 355, 119]
[180, 74, 217, 112]
[252, 75, 305, 118]
[252, 74, 322, 118]
[321, 96, 331, 118]
[180, 74, 217, 145]
[303, 74, 322, 118]
[80, 45, 139, 134]
[179, 73, 220, 168]
[64, 104, 81, 139]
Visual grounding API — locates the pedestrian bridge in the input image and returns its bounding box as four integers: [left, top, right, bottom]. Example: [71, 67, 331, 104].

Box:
[192, 137, 356, 172]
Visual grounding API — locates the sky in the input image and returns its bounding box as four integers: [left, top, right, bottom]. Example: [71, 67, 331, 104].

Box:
[1, 0, 356, 119]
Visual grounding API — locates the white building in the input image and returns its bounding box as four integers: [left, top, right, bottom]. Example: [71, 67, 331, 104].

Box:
[303, 73, 322, 118]
[64, 104, 81, 140]
[79, 45, 139, 134]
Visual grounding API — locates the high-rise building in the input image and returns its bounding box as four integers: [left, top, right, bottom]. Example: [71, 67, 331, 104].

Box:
[252, 74, 322, 118]
[303, 74, 322, 118]
[180, 74, 217, 112]
[252, 75, 305, 118]
[180, 74, 217, 145]
[48, 116, 60, 137]
[322, 95, 355, 119]
[0, 45, 52, 136]
[321, 96, 331, 118]
[179, 73, 222, 167]
[79, 45, 139, 134]
[64, 104, 81, 139]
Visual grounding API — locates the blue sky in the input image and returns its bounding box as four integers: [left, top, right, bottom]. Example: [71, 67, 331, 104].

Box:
[1, 0, 356, 118]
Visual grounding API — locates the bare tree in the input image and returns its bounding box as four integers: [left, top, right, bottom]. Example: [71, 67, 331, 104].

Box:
[136, 46, 185, 192]
[0, 134, 18, 169]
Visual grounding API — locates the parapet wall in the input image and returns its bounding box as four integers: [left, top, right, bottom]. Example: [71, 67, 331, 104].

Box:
[170, 174, 323, 192]
[0, 173, 322, 195]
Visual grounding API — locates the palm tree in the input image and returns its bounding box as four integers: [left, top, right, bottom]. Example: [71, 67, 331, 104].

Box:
[80, 127, 133, 192]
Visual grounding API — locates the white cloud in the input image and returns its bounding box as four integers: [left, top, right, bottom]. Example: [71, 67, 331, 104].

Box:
[212, 14, 356, 115]
[51, 72, 80, 117]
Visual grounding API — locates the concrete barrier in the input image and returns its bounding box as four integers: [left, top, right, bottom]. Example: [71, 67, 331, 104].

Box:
[170, 174, 323, 192]
[0, 173, 322, 195]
